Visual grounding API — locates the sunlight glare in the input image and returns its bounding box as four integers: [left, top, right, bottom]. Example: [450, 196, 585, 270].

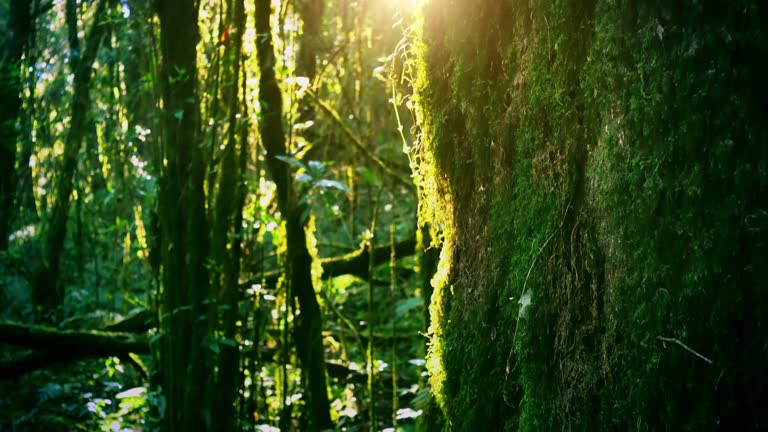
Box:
[390, 0, 420, 11]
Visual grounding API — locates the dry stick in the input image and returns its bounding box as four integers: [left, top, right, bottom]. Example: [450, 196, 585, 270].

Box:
[390, 54, 412, 168]
[305, 90, 414, 191]
[320, 287, 366, 357]
[367, 186, 383, 432]
[390, 222, 399, 429]
[657, 336, 714, 365]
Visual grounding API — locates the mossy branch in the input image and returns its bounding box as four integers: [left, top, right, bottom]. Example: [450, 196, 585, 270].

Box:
[0, 322, 149, 352]
[240, 236, 417, 289]
[0, 322, 151, 379]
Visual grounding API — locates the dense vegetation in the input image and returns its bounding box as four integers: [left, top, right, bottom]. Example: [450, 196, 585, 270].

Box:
[1, 0, 766, 431]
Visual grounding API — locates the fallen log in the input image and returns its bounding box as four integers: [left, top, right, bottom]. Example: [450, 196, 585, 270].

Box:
[0, 322, 380, 381]
[0, 322, 149, 352]
[0, 322, 150, 379]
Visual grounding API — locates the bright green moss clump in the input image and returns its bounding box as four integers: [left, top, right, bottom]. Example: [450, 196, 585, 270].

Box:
[413, 1, 768, 430]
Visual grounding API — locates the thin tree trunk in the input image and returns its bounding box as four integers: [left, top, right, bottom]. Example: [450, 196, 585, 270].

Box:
[13, 0, 38, 224]
[0, 0, 31, 251]
[35, 0, 108, 308]
[122, 0, 161, 277]
[298, 0, 324, 121]
[211, 0, 247, 428]
[254, 0, 332, 429]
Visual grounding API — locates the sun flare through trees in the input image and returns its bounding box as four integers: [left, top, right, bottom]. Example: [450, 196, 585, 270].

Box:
[1, 0, 767, 431]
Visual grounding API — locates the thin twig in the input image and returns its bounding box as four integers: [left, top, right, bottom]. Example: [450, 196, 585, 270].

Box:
[657, 336, 713, 365]
[511, 203, 571, 343]
[506, 202, 571, 379]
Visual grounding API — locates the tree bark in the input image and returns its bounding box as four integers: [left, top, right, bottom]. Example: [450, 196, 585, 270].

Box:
[210, 0, 248, 428]
[155, 0, 210, 428]
[35, 0, 109, 308]
[0, 0, 32, 251]
[254, 0, 332, 429]
[415, 1, 768, 430]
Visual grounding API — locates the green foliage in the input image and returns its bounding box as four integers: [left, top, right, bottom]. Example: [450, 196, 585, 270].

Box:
[1, 0, 437, 430]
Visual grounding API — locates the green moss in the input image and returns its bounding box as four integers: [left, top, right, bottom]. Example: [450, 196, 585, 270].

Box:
[413, 0, 768, 430]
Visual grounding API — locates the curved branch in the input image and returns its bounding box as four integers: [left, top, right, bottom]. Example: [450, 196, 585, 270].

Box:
[0, 322, 149, 352]
[240, 237, 417, 289]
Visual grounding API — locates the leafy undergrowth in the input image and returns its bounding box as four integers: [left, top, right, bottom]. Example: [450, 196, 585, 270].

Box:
[0, 357, 148, 431]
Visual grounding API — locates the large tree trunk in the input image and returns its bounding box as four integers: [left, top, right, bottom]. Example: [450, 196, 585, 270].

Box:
[254, 0, 333, 429]
[0, 0, 31, 251]
[154, 0, 211, 428]
[415, 1, 768, 431]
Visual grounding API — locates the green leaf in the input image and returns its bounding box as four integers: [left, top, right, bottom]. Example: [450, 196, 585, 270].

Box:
[202, 335, 220, 354]
[315, 179, 350, 193]
[218, 337, 237, 348]
[275, 154, 305, 170]
[300, 206, 311, 225]
[395, 297, 422, 317]
[149, 333, 163, 346]
[116, 387, 146, 399]
[296, 173, 313, 183]
[361, 169, 379, 185]
[307, 160, 325, 177]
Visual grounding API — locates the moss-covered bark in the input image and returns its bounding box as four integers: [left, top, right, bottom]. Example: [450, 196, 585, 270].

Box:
[35, 0, 109, 309]
[414, 1, 768, 430]
[155, 0, 211, 427]
[255, 0, 332, 428]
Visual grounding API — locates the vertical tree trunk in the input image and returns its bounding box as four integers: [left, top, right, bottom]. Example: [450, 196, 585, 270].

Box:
[211, 0, 247, 428]
[297, 0, 324, 123]
[254, 0, 333, 429]
[34, 0, 108, 308]
[415, 0, 768, 430]
[155, 0, 211, 428]
[0, 0, 31, 251]
[122, 0, 161, 277]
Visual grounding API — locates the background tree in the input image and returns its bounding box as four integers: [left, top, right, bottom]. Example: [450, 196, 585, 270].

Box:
[34, 0, 110, 310]
[0, 0, 552, 431]
[0, 0, 31, 252]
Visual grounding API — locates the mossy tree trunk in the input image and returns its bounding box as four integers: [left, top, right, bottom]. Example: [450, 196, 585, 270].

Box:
[154, 0, 212, 427]
[414, 1, 768, 430]
[210, 0, 248, 428]
[34, 0, 109, 309]
[254, 0, 333, 429]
